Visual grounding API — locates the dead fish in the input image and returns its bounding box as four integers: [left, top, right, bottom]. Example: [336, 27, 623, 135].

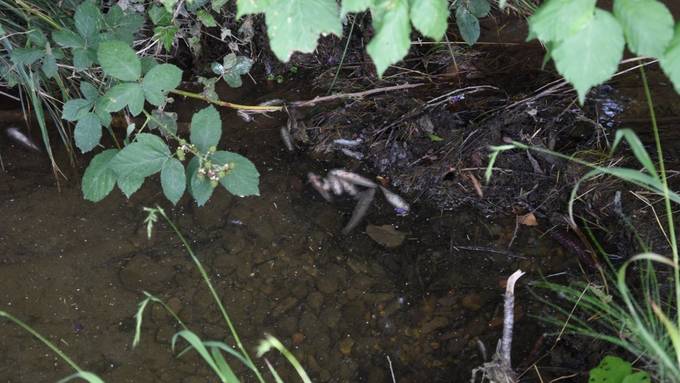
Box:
[329, 169, 377, 188]
[342, 187, 375, 234]
[308, 172, 332, 201]
[338, 178, 358, 196]
[333, 138, 363, 147]
[280, 126, 294, 152]
[5, 127, 40, 152]
[340, 148, 364, 160]
[328, 176, 344, 196]
[379, 186, 410, 216]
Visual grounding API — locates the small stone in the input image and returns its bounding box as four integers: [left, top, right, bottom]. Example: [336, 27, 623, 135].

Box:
[292, 332, 305, 345]
[339, 337, 354, 355]
[461, 293, 482, 311]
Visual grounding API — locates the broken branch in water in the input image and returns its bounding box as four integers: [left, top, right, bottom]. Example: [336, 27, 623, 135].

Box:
[170, 83, 425, 113]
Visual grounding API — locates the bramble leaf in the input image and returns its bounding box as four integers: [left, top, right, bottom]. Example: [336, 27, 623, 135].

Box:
[82, 149, 119, 202]
[527, 0, 596, 42]
[190, 106, 222, 153]
[613, 0, 674, 57]
[552, 9, 624, 104]
[117, 174, 145, 198]
[97, 40, 141, 81]
[100, 83, 144, 113]
[661, 24, 680, 93]
[456, 5, 480, 46]
[340, 0, 373, 17]
[75, 1, 103, 39]
[110, 133, 171, 179]
[143, 64, 182, 106]
[161, 158, 186, 205]
[213, 151, 260, 197]
[366, 0, 411, 77]
[52, 29, 85, 48]
[410, 0, 449, 41]
[187, 157, 215, 206]
[62, 98, 93, 121]
[74, 113, 102, 153]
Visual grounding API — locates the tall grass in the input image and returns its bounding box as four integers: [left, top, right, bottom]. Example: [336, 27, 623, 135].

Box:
[486, 67, 680, 381]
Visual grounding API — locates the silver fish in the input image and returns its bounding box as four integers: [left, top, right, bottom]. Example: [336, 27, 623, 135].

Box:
[338, 178, 358, 196]
[280, 126, 294, 152]
[379, 186, 410, 216]
[329, 169, 377, 188]
[308, 172, 332, 201]
[328, 176, 344, 196]
[333, 138, 363, 147]
[340, 148, 364, 160]
[342, 187, 375, 234]
[6, 127, 40, 152]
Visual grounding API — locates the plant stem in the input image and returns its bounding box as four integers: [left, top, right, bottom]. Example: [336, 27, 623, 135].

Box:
[639, 66, 680, 329]
[0, 311, 84, 373]
[170, 89, 282, 112]
[157, 209, 266, 383]
[327, 15, 356, 95]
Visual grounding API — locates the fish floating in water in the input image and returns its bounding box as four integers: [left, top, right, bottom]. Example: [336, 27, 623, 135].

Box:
[5, 126, 40, 152]
[307, 169, 410, 233]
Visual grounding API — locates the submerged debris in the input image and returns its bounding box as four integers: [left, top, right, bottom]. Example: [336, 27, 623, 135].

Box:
[307, 169, 410, 233]
[5, 126, 40, 152]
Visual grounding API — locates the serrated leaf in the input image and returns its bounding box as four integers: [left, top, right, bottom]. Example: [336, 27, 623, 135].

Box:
[149, 5, 173, 25]
[661, 24, 680, 93]
[212, 151, 260, 196]
[28, 29, 48, 47]
[110, 133, 171, 178]
[94, 98, 113, 127]
[223, 72, 243, 87]
[82, 149, 119, 202]
[197, 9, 218, 27]
[265, 0, 342, 62]
[211, 0, 228, 12]
[62, 98, 93, 121]
[190, 106, 222, 152]
[142, 63, 182, 106]
[588, 356, 632, 383]
[367, 0, 411, 77]
[613, 0, 674, 58]
[186, 0, 209, 12]
[52, 29, 85, 48]
[10, 48, 44, 66]
[73, 48, 94, 70]
[75, 1, 103, 39]
[622, 371, 651, 383]
[154, 26, 178, 51]
[455, 5, 480, 46]
[100, 83, 144, 113]
[41, 54, 58, 78]
[141, 57, 158, 75]
[468, 0, 490, 17]
[410, 0, 449, 41]
[97, 40, 141, 81]
[161, 158, 186, 204]
[187, 157, 215, 206]
[236, 0, 271, 17]
[117, 174, 145, 197]
[340, 0, 373, 17]
[527, 0, 596, 43]
[74, 113, 102, 153]
[105, 6, 144, 44]
[163, 0, 179, 12]
[552, 9, 624, 104]
[80, 82, 99, 100]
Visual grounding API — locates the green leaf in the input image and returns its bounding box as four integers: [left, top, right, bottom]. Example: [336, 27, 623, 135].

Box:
[410, 0, 449, 41]
[661, 24, 680, 93]
[10, 48, 44, 66]
[187, 157, 215, 206]
[613, 0, 674, 58]
[100, 83, 144, 113]
[264, 0, 342, 62]
[142, 63, 182, 106]
[468, 0, 491, 18]
[73, 48, 94, 70]
[95, 98, 112, 127]
[161, 158, 186, 205]
[75, 1, 102, 39]
[153, 26, 179, 51]
[52, 29, 85, 48]
[28, 29, 48, 47]
[186, 0, 210, 12]
[427, 133, 443, 142]
[117, 174, 145, 198]
[190, 106, 222, 152]
[141, 57, 158, 75]
[213, 151, 260, 197]
[588, 356, 632, 383]
[110, 133, 171, 178]
[41, 54, 58, 78]
[149, 5, 173, 25]
[105, 6, 144, 44]
[163, 0, 179, 12]
[552, 9, 624, 104]
[74, 113, 102, 153]
[223, 53, 253, 75]
[236, 0, 271, 17]
[366, 0, 411, 77]
[197, 9, 218, 27]
[62, 98, 93, 121]
[223, 72, 243, 87]
[527, 0, 596, 42]
[97, 40, 141, 81]
[80, 82, 99, 101]
[340, 0, 373, 17]
[82, 149, 119, 202]
[622, 371, 651, 383]
[211, 0, 228, 12]
[455, 5, 480, 46]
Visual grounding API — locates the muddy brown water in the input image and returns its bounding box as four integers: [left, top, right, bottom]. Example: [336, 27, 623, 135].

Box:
[0, 81, 582, 383]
